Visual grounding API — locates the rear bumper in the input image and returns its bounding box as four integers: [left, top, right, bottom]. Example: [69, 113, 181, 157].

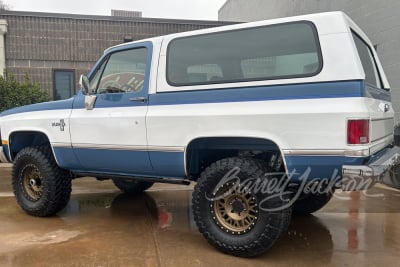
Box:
[342, 146, 400, 191]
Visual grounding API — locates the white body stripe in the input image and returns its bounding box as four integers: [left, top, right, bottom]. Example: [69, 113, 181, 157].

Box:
[146, 97, 392, 153]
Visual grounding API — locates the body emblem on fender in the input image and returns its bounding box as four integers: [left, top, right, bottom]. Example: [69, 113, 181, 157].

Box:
[52, 119, 66, 131]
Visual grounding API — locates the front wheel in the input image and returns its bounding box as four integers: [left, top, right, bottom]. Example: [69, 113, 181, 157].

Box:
[192, 157, 292, 257]
[12, 147, 72, 217]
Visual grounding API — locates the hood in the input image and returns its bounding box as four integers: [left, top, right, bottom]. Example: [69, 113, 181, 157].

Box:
[0, 97, 75, 117]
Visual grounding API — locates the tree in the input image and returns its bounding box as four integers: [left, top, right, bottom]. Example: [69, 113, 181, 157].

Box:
[0, 0, 10, 10]
[0, 75, 50, 112]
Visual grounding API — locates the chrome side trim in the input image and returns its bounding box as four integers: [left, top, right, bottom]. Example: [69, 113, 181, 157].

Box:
[282, 149, 370, 157]
[147, 146, 185, 152]
[51, 143, 185, 153]
[52, 142, 72, 148]
[73, 143, 148, 151]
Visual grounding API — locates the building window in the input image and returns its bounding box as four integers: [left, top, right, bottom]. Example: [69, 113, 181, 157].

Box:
[53, 70, 75, 100]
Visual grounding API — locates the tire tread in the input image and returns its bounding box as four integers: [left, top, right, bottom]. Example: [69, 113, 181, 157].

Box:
[192, 157, 291, 257]
[12, 146, 71, 217]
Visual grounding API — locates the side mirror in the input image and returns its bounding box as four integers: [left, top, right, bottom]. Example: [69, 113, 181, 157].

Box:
[79, 74, 97, 110]
[79, 75, 90, 95]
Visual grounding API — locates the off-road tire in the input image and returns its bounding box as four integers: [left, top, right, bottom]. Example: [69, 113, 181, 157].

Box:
[112, 179, 154, 194]
[293, 191, 333, 215]
[192, 157, 292, 257]
[12, 146, 72, 217]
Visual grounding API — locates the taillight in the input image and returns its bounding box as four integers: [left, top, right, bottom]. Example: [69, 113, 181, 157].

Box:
[347, 119, 370, 144]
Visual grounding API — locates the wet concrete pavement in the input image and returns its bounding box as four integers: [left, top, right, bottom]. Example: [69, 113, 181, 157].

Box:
[0, 165, 400, 267]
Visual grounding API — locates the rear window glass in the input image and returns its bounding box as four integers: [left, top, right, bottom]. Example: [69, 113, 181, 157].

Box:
[352, 32, 382, 88]
[167, 22, 322, 86]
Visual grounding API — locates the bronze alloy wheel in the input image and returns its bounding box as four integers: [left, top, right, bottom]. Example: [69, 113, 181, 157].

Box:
[211, 182, 259, 235]
[12, 147, 72, 217]
[21, 164, 43, 201]
[193, 157, 292, 257]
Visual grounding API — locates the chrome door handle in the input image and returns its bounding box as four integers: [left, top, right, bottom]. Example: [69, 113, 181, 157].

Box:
[129, 97, 147, 103]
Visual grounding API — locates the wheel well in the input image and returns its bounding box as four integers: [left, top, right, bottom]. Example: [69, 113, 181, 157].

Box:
[9, 131, 51, 160]
[185, 137, 284, 180]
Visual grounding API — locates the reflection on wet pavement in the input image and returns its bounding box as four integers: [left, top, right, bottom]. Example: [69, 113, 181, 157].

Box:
[0, 167, 399, 267]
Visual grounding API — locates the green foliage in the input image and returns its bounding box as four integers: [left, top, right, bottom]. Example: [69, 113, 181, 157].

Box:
[0, 75, 50, 112]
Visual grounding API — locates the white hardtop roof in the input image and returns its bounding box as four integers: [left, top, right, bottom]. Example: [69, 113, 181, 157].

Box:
[107, 11, 371, 52]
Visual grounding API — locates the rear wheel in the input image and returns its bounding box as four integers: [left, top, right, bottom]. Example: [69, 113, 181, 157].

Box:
[12, 147, 72, 217]
[112, 178, 154, 194]
[192, 157, 292, 257]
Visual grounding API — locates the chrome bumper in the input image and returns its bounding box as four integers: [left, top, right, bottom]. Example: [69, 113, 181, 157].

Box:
[0, 145, 8, 163]
[342, 146, 400, 191]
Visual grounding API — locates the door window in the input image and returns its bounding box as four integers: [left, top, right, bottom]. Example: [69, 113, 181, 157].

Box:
[95, 48, 148, 94]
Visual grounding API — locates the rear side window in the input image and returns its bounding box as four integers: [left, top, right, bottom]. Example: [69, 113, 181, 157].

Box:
[167, 22, 322, 86]
[352, 32, 382, 88]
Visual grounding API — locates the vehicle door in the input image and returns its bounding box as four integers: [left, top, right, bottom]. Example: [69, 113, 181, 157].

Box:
[69, 42, 153, 174]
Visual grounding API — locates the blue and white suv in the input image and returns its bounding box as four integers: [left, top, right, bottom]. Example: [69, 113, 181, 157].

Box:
[1, 12, 399, 257]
